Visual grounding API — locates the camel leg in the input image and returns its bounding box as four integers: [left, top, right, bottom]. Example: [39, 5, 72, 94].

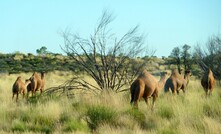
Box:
[12, 93, 15, 100]
[144, 97, 150, 108]
[32, 90, 34, 96]
[172, 87, 176, 95]
[16, 93, 18, 102]
[133, 100, 138, 108]
[209, 90, 212, 96]
[40, 88, 44, 94]
[27, 91, 29, 99]
[152, 94, 157, 111]
[177, 89, 180, 95]
[205, 89, 209, 97]
[130, 94, 134, 105]
[22, 90, 25, 99]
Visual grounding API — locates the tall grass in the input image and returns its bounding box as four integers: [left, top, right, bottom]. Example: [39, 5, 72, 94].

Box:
[0, 72, 221, 133]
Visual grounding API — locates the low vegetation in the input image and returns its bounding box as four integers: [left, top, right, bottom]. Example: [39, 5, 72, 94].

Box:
[0, 72, 221, 133]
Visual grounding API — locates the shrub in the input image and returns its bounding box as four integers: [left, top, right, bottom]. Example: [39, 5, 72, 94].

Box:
[63, 120, 89, 132]
[157, 105, 175, 119]
[87, 105, 117, 130]
[11, 119, 26, 132]
[126, 109, 149, 129]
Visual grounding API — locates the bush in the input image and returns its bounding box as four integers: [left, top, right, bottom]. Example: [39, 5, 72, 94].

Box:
[87, 105, 117, 130]
[63, 120, 89, 132]
[11, 119, 26, 132]
[157, 105, 175, 119]
[126, 109, 149, 129]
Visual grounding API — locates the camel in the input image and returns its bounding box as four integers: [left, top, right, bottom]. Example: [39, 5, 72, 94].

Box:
[130, 70, 169, 110]
[201, 69, 216, 96]
[12, 76, 31, 102]
[27, 71, 45, 98]
[164, 69, 192, 94]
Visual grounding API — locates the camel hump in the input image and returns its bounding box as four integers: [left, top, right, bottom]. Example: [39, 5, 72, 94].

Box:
[171, 69, 180, 77]
[208, 69, 214, 76]
[16, 76, 22, 80]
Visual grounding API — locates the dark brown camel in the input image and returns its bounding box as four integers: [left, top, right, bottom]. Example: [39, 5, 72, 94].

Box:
[12, 76, 31, 102]
[201, 69, 216, 96]
[164, 69, 192, 94]
[130, 70, 169, 110]
[27, 71, 45, 98]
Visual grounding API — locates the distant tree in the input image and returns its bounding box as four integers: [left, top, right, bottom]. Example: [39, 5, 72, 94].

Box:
[36, 46, 48, 55]
[181, 44, 191, 71]
[170, 47, 182, 74]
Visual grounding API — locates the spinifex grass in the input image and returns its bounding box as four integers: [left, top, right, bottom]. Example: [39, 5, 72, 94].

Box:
[0, 72, 221, 133]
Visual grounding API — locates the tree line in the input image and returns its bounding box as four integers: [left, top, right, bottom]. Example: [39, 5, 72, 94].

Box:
[168, 33, 221, 81]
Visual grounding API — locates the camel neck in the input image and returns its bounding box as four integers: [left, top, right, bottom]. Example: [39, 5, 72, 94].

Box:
[158, 76, 167, 89]
[41, 73, 45, 79]
[25, 82, 31, 87]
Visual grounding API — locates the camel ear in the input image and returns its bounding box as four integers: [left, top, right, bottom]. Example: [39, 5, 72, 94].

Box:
[185, 70, 190, 73]
[185, 70, 192, 76]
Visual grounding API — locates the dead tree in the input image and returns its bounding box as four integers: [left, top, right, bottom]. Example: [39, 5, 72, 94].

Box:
[55, 11, 151, 94]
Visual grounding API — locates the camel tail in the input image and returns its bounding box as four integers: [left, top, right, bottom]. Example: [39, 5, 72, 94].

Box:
[164, 79, 170, 93]
[130, 80, 140, 104]
[130, 82, 135, 104]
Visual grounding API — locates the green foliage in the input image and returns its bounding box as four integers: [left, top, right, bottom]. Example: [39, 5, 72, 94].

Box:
[157, 105, 175, 119]
[126, 108, 145, 123]
[0, 53, 78, 73]
[87, 105, 117, 130]
[11, 119, 26, 132]
[63, 120, 89, 132]
[36, 46, 48, 55]
[160, 128, 178, 134]
[126, 109, 151, 129]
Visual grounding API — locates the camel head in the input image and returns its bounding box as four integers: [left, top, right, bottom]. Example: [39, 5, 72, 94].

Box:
[25, 79, 31, 85]
[41, 71, 45, 79]
[184, 70, 192, 77]
[160, 71, 170, 80]
[16, 76, 22, 80]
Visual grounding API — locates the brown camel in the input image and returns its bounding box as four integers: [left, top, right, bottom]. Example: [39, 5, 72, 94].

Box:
[164, 69, 192, 94]
[12, 76, 31, 102]
[27, 71, 45, 98]
[130, 70, 169, 110]
[201, 69, 216, 96]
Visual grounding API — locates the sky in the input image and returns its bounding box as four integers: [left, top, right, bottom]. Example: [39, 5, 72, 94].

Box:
[1, 0, 221, 57]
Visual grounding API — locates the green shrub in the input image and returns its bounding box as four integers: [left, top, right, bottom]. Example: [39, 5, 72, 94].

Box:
[157, 105, 174, 119]
[87, 105, 117, 130]
[126, 109, 149, 129]
[126, 109, 145, 123]
[63, 120, 89, 132]
[11, 119, 26, 132]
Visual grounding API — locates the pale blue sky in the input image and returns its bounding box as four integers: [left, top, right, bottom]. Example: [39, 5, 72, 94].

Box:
[1, 0, 221, 57]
